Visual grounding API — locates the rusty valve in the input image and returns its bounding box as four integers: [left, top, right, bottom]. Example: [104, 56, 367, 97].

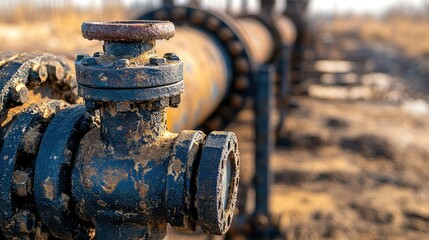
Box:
[62, 20, 241, 239]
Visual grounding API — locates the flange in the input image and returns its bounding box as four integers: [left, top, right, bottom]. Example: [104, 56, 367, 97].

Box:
[0, 101, 67, 239]
[196, 131, 240, 234]
[166, 130, 206, 232]
[34, 105, 94, 239]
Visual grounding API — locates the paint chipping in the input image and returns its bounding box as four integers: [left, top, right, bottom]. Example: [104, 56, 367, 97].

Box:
[43, 177, 55, 201]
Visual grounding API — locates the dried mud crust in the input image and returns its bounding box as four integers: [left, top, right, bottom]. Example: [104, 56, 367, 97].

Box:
[0, 52, 79, 126]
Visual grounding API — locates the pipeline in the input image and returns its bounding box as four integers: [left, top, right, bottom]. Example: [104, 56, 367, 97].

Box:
[141, 7, 256, 132]
[139, 5, 297, 133]
[0, 20, 241, 239]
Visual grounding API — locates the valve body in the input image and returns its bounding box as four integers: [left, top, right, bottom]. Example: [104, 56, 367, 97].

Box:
[0, 20, 240, 240]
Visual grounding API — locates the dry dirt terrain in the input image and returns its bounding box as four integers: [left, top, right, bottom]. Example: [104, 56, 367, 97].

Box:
[1, 16, 429, 240]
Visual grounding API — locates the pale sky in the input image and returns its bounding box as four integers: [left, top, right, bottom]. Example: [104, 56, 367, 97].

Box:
[309, 0, 426, 14]
[2, 0, 425, 14]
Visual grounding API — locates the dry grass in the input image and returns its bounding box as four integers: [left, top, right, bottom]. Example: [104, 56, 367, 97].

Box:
[1, 4, 127, 36]
[0, 4, 129, 55]
[326, 15, 429, 58]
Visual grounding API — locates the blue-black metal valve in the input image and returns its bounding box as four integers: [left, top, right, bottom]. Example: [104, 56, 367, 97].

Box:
[70, 20, 240, 239]
[0, 20, 240, 240]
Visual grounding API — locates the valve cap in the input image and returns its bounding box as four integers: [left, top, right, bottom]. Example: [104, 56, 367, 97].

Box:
[81, 20, 175, 42]
[196, 131, 240, 235]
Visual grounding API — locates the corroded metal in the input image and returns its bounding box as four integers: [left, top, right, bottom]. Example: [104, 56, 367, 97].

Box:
[0, 20, 241, 240]
[72, 20, 240, 239]
[157, 27, 230, 131]
[82, 20, 175, 42]
[140, 6, 254, 132]
[0, 100, 69, 239]
[235, 18, 275, 64]
[140, 6, 298, 133]
[0, 52, 78, 125]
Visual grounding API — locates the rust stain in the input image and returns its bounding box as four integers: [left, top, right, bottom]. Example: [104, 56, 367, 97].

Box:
[101, 168, 128, 193]
[43, 177, 55, 201]
[168, 157, 182, 181]
[81, 165, 96, 190]
[97, 199, 107, 207]
[139, 183, 149, 199]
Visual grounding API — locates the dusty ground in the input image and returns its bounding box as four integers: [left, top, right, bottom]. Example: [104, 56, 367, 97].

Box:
[261, 23, 429, 239]
[1, 16, 429, 240]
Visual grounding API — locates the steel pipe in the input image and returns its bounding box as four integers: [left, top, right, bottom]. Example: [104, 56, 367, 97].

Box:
[156, 27, 232, 131]
[235, 18, 275, 64]
[140, 6, 297, 133]
[140, 6, 255, 132]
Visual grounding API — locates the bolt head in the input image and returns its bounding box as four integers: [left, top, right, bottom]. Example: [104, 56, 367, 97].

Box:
[164, 53, 180, 61]
[169, 95, 181, 108]
[149, 57, 167, 65]
[151, 97, 170, 109]
[12, 170, 32, 197]
[76, 54, 90, 61]
[85, 100, 98, 110]
[82, 57, 98, 66]
[93, 52, 105, 57]
[13, 210, 35, 234]
[9, 83, 28, 105]
[114, 59, 130, 68]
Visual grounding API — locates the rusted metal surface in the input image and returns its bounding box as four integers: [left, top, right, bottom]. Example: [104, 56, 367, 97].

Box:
[156, 27, 230, 131]
[235, 18, 275, 64]
[1, 19, 241, 240]
[196, 132, 240, 234]
[0, 52, 78, 126]
[275, 15, 298, 47]
[82, 20, 175, 42]
[0, 100, 69, 239]
[140, 6, 254, 132]
[140, 5, 299, 135]
[72, 20, 240, 239]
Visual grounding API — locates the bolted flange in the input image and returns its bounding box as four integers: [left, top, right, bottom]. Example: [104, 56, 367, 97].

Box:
[76, 20, 183, 103]
[70, 19, 240, 240]
[196, 131, 240, 234]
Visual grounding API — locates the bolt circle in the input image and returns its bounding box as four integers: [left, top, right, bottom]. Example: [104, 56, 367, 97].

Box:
[196, 131, 240, 235]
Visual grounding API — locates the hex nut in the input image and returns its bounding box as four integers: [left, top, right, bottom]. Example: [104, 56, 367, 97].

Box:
[13, 210, 35, 234]
[76, 54, 90, 61]
[9, 83, 28, 104]
[82, 57, 98, 66]
[164, 53, 180, 61]
[169, 95, 181, 108]
[12, 170, 32, 197]
[149, 57, 167, 65]
[93, 52, 105, 57]
[114, 59, 130, 68]
[150, 97, 170, 109]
